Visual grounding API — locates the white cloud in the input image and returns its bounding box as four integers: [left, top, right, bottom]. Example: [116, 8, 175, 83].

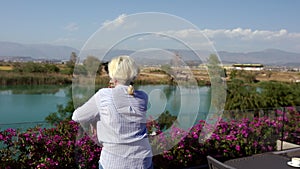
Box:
[157, 28, 300, 52]
[102, 14, 127, 30]
[162, 29, 200, 39]
[63, 22, 79, 32]
[81, 22, 300, 52]
[201, 28, 300, 41]
[53, 37, 75, 43]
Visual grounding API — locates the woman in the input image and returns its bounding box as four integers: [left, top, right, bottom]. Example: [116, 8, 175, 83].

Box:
[72, 55, 153, 169]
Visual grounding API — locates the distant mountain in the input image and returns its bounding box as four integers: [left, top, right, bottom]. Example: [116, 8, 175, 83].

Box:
[0, 41, 299, 66]
[218, 49, 300, 66]
[0, 41, 79, 60]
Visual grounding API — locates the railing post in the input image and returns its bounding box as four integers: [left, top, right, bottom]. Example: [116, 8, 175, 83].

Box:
[280, 107, 285, 151]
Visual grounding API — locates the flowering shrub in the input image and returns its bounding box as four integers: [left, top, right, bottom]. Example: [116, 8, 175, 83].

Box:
[0, 128, 18, 168]
[0, 108, 299, 168]
[0, 121, 101, 169]
[282, 107, 300, 145]
[152, 108, 300, 168]
[152, 117, 280, 168]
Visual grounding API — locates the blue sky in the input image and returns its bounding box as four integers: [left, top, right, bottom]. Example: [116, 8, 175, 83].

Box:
[1, 0, 300, 53]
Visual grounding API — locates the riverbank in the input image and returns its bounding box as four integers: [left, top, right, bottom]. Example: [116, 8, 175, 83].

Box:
[0, 71, 72, 85]
[1, 66, 299, 86]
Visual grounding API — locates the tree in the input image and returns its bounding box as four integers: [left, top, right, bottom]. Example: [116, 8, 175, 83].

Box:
[260, 81, 295, 108]
[207, 54, 226, 112]
[229, 69, 238, 80]
[65, 52, 78, 75]
[83, 56, 101, 77]
[68, 52, 77, 66]
[16, 62, 47, 73]
[232, 70, 258, 83]
[73, 65, 88, 75]
[225, 79, 264, 111]
[157, 110, 177, 130]
[44, 64, 60, 73]
[291, 83, 300, 106]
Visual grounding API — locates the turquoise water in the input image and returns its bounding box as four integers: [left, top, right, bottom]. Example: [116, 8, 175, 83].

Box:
[0, 85, 211, 129]
[0, 85, 70, 129]
[136, 85, 211, 120]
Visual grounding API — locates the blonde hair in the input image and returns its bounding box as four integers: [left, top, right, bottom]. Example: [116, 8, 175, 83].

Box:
[108, 55, 139, 86]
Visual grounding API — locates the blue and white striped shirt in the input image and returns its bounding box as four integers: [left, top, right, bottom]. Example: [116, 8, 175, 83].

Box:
[72, 85, 153, 169]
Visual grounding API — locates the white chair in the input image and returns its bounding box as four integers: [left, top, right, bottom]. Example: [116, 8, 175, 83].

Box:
[272, 147, 300, 157]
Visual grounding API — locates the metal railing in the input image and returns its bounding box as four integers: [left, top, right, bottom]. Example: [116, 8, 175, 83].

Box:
[1, 106, 299, 151]
[0, 121, 50, 131]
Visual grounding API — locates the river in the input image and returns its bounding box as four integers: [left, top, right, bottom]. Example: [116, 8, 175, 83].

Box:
[0, 85, 211, 130]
